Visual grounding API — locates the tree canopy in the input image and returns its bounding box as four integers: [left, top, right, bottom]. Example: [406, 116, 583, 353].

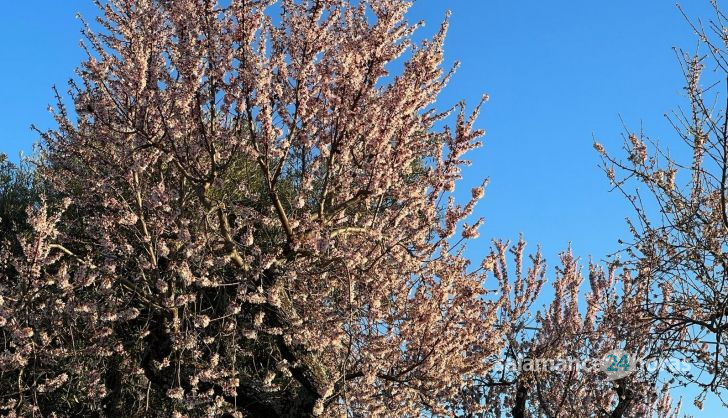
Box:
[2, 0, 726, 417]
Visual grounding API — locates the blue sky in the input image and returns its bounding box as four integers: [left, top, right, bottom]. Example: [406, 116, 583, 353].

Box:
[0, 0, 723, 415]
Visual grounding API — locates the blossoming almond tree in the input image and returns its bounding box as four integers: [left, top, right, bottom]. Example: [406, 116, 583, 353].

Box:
[0, 0, 507, 416]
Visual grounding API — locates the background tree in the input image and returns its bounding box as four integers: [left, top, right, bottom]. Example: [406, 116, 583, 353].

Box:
[595, 2, 728, 410]
[0, 153, 38, 239]
[0, 153, 39, 286]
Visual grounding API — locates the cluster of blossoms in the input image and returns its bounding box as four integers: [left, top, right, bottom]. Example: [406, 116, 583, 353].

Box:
[460, 239, 684, 418]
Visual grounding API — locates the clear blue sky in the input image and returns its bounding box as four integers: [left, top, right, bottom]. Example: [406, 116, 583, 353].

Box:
[0, 0, 722, 415]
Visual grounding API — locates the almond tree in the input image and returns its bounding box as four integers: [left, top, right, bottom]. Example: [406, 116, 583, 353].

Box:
[595, 2, 728, 410]
[0, 1, 506, 416]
